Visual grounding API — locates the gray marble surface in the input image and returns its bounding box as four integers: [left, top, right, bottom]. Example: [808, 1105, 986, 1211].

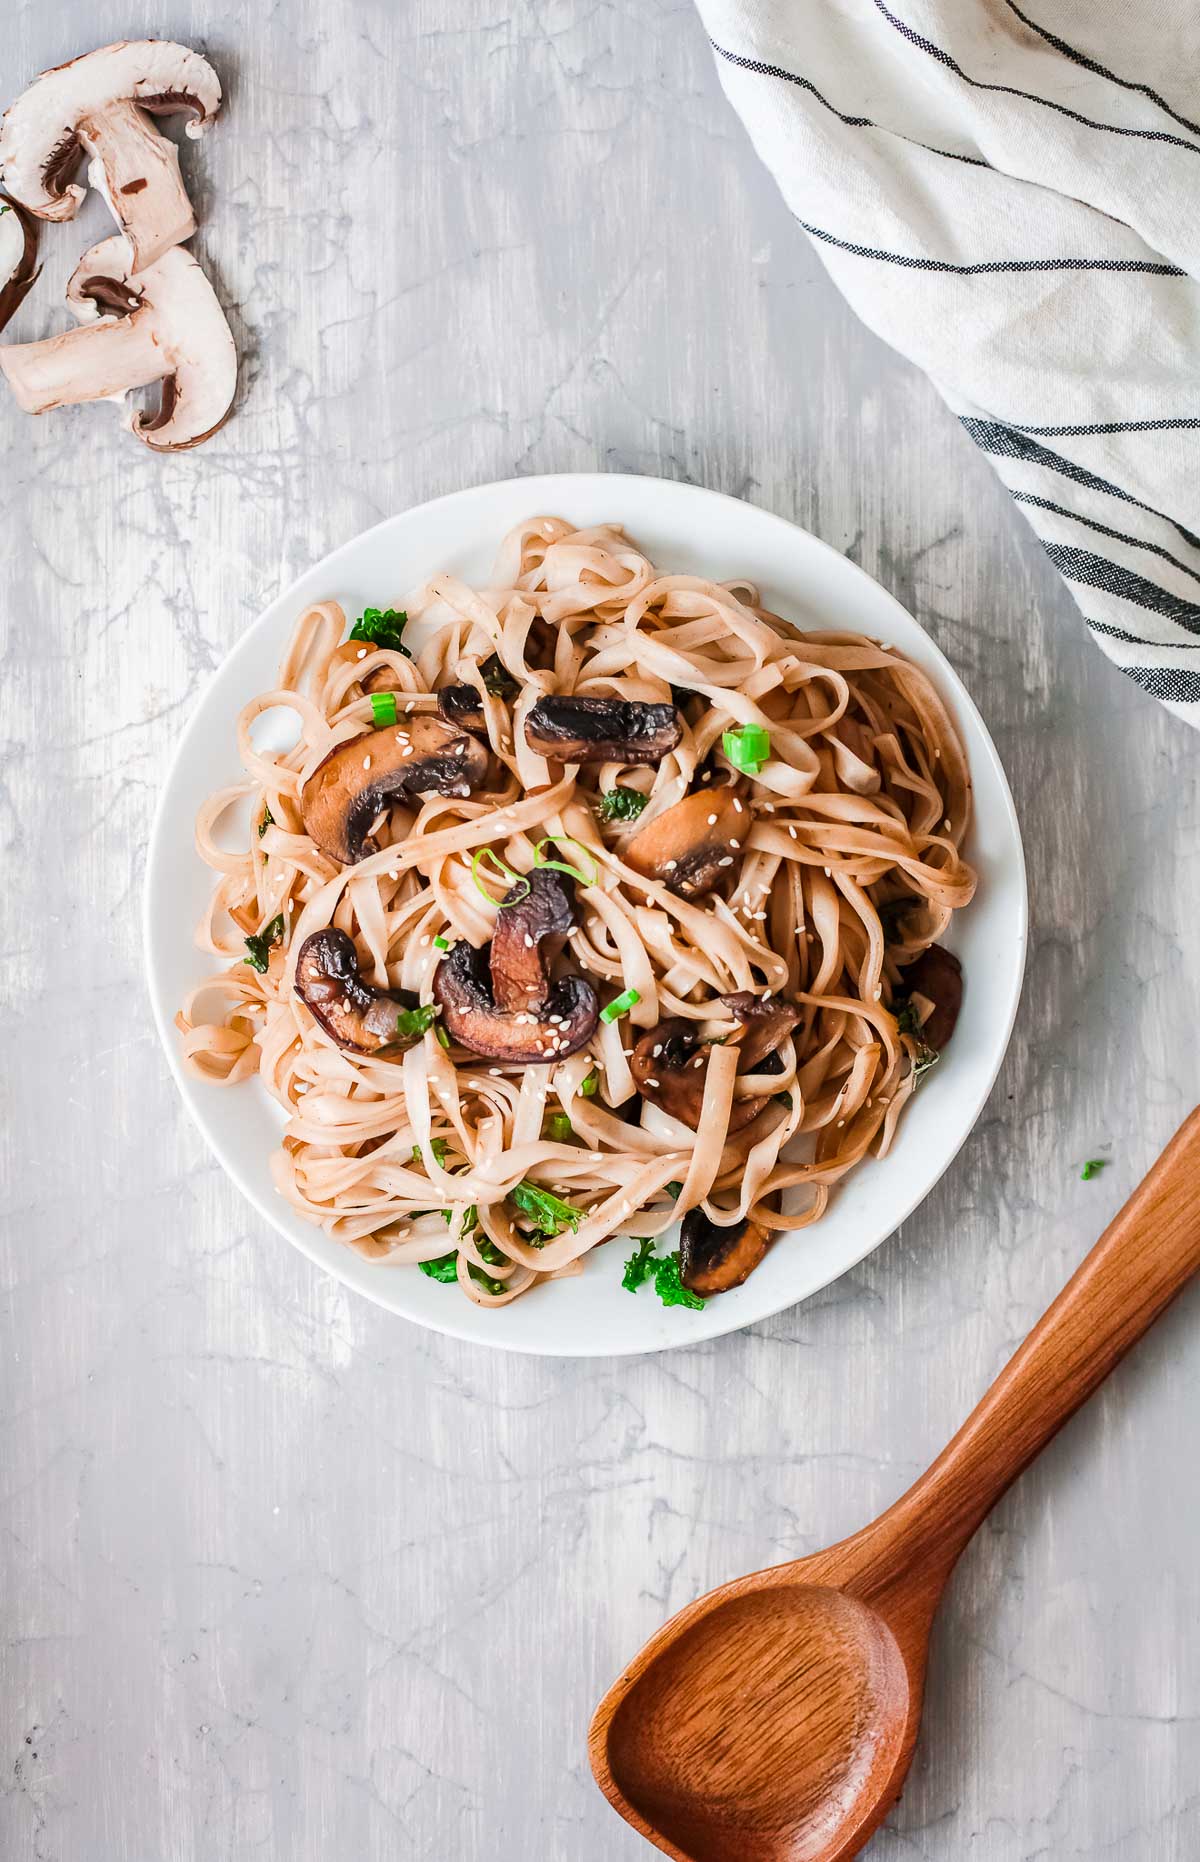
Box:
[2, 4, 1198, 1858]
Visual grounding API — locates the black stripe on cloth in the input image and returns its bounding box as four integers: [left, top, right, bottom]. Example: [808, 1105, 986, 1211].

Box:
[872, 0, 1200, 158]
[1044, 544, 1200, 634]
[1007, 417, 1200, 438]
[1123, 665, 1200, 702]
[1086, 615, 1200, 649]
[1002, 2, 1200, 141]
[793, 218, 1182, 276]
[1011, 493, 1200, 591]
[961, 419, 1200, 552]
[709, 38, 990, 166]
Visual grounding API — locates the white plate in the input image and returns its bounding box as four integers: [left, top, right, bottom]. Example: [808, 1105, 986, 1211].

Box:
[145, 474, 1027, 1357]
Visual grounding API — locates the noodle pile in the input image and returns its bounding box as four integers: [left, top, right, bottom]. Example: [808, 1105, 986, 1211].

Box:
[179, 517, 976, 1307]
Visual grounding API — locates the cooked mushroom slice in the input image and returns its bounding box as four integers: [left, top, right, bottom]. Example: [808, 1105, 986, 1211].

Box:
[896, 944, 963, 1052]
[302, 716, 489, 865]
[679, 1208, 768, 1295]
[294, 929, 435, 1055]
[437, 684, 487, 733]
[524, 696, 682, 765]
[719, 992, 802, 1071]
[626, 782, 746, 899]
[432, 938, 598, 1064]
[0, 40, 221, 271]
[631, 1020, 760, 1133]
[0, 196, 39, 333]
[0, 235, 236, 450]
[489, 869, 578, 1014]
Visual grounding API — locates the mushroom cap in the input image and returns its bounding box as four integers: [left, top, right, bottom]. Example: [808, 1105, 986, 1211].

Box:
[302, 716, 489, 865]
[294, 928, 434, 1055]
[437, 684, 488, 733]
[896, 943, 963, 1052]
[679, 1209, 769, 1295]
[489, 869, 579, 1015]
[625, 780, 747, 899]
[432, 938, 598, 1064]
[0, 195, 39, 334]
[524, 695, 682, 765]
[0, 40, 220, 220]
[719, 991, 802, 1071]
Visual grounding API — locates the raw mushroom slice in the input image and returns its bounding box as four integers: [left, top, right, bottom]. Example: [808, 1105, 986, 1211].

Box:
[301, 715, 489, 865]
[0, 40, 221, 271]
[294, 929, 434, 1055]
[489, 869, 579, 1015]
[0, 234, 236, 450]
[523, 695, 682, 765]
[433, 937, 598, 1064]
[0, 196, 39, 333]
[626, 780, 747, 899]
[679, 1208, 769, 1295]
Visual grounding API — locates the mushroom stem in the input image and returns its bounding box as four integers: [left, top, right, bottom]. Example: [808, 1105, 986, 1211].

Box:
[1, 304, 162, 412]
[79, 99, 195, 269]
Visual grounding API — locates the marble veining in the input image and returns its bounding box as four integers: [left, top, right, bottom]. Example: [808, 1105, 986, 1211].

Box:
[1, 3, 1197, 1858]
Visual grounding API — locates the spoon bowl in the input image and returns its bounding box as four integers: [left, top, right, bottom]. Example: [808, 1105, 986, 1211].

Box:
[592, 1109, 1200, 1860]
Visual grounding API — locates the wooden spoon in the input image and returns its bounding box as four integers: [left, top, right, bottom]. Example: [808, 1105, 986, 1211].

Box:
[590, 1107, 1200, 1862]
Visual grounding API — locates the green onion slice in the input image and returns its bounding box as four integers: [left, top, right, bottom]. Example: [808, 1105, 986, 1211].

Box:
[471, 847, 531, 908]
[532, 836, 598, 887]
[580, 1070, 599, 1098]
[600, 986, 641, 1025]
[722, 724, 771, 774]
[370, 691, 398, 727]
[433, 934, 449, 951]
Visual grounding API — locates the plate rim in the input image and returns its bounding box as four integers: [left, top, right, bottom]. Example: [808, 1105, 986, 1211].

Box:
[144, 471, 1028, 1357]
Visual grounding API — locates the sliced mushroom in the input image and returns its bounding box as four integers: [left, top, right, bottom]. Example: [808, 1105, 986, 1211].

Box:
[719, 992, 802, 1071]
[630, 1020, 760, 1133]
[438, 684, 487, 733]
[489, 869, 578, 1013]
[432, 938, 598, 1064]
[0, 235, 236, 450]
[302, 716, 489, 865]
[0, 196, 39, 334]
[0, 40, 221, 271]
[626, 781, 747, 898]
[524, 695, 682, 765]
[679, 1208, 768, 1296]
[294, 929, 434, 1055]
[896, 944, 963, 1052]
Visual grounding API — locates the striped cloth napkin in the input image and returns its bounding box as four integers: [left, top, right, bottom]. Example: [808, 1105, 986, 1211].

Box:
[695, 0, 1200, 724]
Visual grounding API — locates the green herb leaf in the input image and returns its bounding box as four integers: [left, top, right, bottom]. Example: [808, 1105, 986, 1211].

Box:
[370, 691, 398, 727]
[243, 913, 285, 972]
[598, 786, 649, 824]
[722, 724, 770, 776]
[478, 1235, 505, 1265]
[543, 1113, 573, 1143]
[664, 1181, 683, 1199]
[509, 1180, 582, 1238]
[1081, 1158, 1108, 1181]
[601, 987, 641, 1025]
[258, 803, 274, 839]
[349, 606, 409, 655]
[419, 1252, 459, 1283]
[396, 1002, 441, 1041]
[622, 1238, 657, 1291]
[413, 1138, 450, 1166]
[481, 653, 518, 698]
[621, 1240, 706, 1309]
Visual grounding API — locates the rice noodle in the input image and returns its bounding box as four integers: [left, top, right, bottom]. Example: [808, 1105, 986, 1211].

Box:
[179, 517, 976, 1307]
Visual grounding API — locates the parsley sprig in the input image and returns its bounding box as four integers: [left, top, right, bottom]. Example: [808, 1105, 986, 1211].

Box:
[243, 914, 285, 972]
[622, 1239, 705, 1311]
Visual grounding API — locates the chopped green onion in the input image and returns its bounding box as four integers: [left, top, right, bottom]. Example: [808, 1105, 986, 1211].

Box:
[396, 1002, 441, 1041]
[419, 1252, 459, 1283]
[435, 1023, 451, 1049]
[532, 836, 598, 887]
[509, 1180, 582, 1238]
[258, 803, 274, 839]
[243, 913, 285, 972]
[543, 1113, 573, 1144]
[580, 1070, 599, 1098]
[597, 786, 649, 824]
[471, 847, 531, 908]
[1081, 1158, 1108, 1181]
[481, 654, 518, 698]
[600, 987, 641, 1025]
[349, 606, 409, 655]
[722, 724, 771, 775]
[370, 691, 398, 727]
[433, 934, 449, 951]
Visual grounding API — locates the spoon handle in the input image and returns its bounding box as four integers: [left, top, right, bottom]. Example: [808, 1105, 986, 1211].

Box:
[863, 1106, 1200, 1594]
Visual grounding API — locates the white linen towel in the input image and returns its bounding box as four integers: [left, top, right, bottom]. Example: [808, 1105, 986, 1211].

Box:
[695, 0, 1200, 724]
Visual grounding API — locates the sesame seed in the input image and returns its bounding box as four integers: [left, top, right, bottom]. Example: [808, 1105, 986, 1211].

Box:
[730, 839, 740, 849]
[788, 826, 798, 839]
[524, 934, 534, 948]
[837, 1118, 845, 1127]
[718, 856, 734, 867]
[645, 1078, 660, 1089]
[363, 756, 372, 770]
[733, 799, 744, 813]
[707, 814, 718, 826]
[652, 1043, 662, 1057]
[356, 648, 367, 660]
[943, 818, 952, 831]
[665, 859, 678, 871]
